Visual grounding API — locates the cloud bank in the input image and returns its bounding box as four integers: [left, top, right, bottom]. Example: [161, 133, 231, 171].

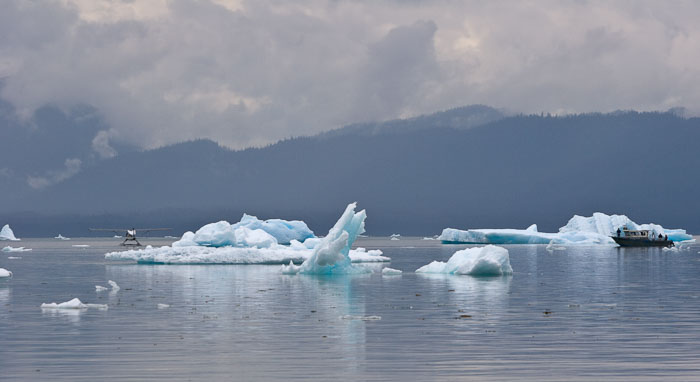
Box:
[1, 0, 699, 149]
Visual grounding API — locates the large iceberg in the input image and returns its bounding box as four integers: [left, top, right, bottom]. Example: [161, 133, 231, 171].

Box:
[105, 203, 388, 265]
[440, 224, 555, 244]
[559, 213, 692, 242]
[174, 214, 315, 247]
[439, 213, 693, 245]
[281, 202, 369, 275]
[416, 245, 513, 276]
[0, 224, 19, 241]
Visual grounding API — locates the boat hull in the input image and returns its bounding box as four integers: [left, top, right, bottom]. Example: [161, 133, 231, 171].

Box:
[612, 237, 674, 247]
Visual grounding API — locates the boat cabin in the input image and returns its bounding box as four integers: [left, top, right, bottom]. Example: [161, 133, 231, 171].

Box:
[618, 229, 651, 238]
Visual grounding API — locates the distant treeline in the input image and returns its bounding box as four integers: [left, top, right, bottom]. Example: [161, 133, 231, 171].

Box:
[3, 106, 699, 236]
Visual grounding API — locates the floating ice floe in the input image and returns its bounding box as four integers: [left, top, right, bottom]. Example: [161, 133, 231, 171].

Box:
[381, 267, 402, 275]
[55, 234, 70, 240]
[105, 204, 388, 265]
[340, 315, 381, 321]
[439, 213, 693, 246]
[157, 303, 171, 309]
[2, 246, 32, 253]
[96, 280, 120, 292]
[40, 298, 107, 310]
[0, 224, 19, 241]
[416, 245, 513, 276]
[7, 256, 21, 260]
[281, 203, 371, 275]
[72, 244, 90, 248]
[0, 268, 12, 278]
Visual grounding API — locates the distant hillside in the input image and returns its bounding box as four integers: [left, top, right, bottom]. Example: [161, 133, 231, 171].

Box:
[4, 108, 700, 236]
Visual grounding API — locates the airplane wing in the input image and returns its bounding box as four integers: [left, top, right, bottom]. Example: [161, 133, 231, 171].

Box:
[134, 228, 172, 235]
[89, 228, 129, 234]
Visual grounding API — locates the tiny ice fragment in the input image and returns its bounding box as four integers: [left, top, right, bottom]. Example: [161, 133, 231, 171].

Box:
[381, 267, 402, 275]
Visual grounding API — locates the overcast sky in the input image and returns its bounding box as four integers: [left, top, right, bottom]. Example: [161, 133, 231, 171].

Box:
[1, 0, 699, 149]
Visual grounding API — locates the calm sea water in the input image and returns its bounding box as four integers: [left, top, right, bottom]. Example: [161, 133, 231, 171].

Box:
[1, 237, 700, 381]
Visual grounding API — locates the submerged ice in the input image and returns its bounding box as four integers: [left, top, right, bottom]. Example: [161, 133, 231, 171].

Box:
[0, 224, 19, 241]
[105, 203, 388, 265]
[416, 245, 513, 276]
[439, 213, 693, 245]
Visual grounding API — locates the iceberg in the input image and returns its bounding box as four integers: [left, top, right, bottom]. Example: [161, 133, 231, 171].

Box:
[40, 298, 107, 310]
[2, 246, 32, 252]
[281, 203, 369, 275]
[232, 214, 315, 244]
[105, 204, 388, 265]
[439, 213, 693, 245]
[440, 224, 555, 245]
[0, 224, 19, 241]
[0, 268, 12, 278]
[381, 267, 402, 275]
[559, 213, 693, 242]
[416, 245, 513, 276]
[173, 214, 315, 248]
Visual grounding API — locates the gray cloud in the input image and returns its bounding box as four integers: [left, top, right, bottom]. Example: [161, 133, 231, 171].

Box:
[1, 0, 699, 150]
[27, 158, 82, 189]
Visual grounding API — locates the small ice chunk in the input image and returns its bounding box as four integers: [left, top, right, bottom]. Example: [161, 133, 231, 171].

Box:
[95, 285, 108, 292]
[72, 244, 90, 248]
[422, 237, 436, 240]
[41, 298, 87, 309]
[7, 256, 21, 259]
[108, 280, 120, 291]
[157, 303, 171, 309]
[0, 268, 12, 278]
[416, 245, 513, 276]
[390, 237, 400, 241]
[86, 303, 109, 310]
[55, 234, 70, 240]
[340, 315, 381, 321]
[381, 267, 402, 275]
[2, 246, 32, 252]
[0, 224, 20, 241]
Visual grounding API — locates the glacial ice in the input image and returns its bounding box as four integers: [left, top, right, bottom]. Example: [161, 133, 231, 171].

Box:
[40, 298, 107, 310]
[381, 267, 403, 275]
[439, 213, 693, 245]
[559, 213, 693, 242]
[281, 203, 369, 275]
[106, 244, 388, 264]
[0, 224, 19, 241]
[105, 204, 388, 265]
[173, 214, 315, 248]
[416, 245, 513, 276]
[0, 268, 12, 278]
[2, 246, 32, 252]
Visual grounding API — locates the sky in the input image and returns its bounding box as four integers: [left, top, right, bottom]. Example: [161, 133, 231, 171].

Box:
[1, 0, 699, 150]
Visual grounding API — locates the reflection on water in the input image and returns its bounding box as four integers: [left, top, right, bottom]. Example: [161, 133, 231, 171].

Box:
[1, 237, 699, 381]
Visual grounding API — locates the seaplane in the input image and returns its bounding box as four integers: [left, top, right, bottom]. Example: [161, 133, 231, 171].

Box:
[89, 227, 171, 246]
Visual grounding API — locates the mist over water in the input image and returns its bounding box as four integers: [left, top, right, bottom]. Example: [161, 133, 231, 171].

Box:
[2, 237, 699, 380]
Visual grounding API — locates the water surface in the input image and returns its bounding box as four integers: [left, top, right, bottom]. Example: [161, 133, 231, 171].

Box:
[2, 237, 699, 381]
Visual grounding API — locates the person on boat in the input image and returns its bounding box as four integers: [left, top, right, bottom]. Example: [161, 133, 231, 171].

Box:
[665, 235, 668, 241]
[658, 234, 663, 240]
[616, 228, 621, 237]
